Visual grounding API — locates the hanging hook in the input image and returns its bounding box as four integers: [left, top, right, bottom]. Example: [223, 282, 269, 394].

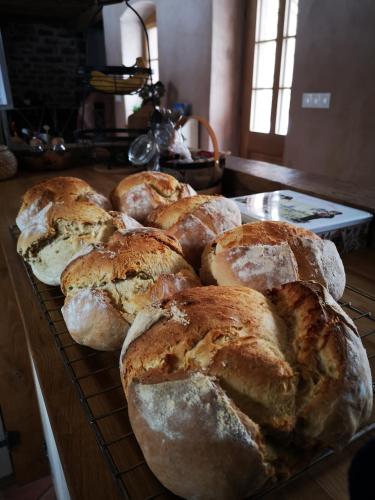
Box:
[124, 0, 156, 108]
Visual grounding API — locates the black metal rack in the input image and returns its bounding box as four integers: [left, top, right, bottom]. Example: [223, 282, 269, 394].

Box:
[11, 224, 375, 500]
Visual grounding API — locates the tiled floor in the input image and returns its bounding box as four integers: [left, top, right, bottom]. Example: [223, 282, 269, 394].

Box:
[1, 475, 56, 500]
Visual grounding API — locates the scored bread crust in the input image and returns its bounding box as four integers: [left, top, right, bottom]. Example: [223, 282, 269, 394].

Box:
[128, 373, 272, 500]
[17, 200, 139, 286]
[110, 171, 196, 223]
[16, 176, 111, 230]
[17, 200, 113, 255]
[121, 283, 372, 499]
[61, 228, 201, 351]
[61, 227, 189, 294]
[147, 195, 242, 268]
[200, 221, 346, 300]
[267, 281, 372, 446]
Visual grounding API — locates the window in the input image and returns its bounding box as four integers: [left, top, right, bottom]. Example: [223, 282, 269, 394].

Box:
[146, 25, 159, 82]
[250, 0, 299, 135]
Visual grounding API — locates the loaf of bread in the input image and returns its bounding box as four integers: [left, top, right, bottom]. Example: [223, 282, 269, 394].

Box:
[147, 195, 242, 268]
[110, 171, 196, 223]
[121, 282, 372, 500]
[61, 228, 200, 350]
[17, 200, 140, 286]
[16, 176, 111, 230]
[201, 221, 346, 300]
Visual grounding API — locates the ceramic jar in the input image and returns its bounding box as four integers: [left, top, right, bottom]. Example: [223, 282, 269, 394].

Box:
[0, 145, 17, 180]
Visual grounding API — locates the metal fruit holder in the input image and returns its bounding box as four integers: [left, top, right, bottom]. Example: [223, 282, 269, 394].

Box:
[78, 64, 152, 96]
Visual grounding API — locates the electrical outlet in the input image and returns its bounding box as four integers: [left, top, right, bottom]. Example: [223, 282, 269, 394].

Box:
[302, 93, 331, 109]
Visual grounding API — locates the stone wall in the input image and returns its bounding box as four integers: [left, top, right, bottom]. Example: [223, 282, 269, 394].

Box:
[2, 23, 86, 108]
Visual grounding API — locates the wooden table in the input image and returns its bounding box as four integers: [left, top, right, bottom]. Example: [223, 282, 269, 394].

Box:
[1, 164, 374, 500]
[0, 166, 125, 499]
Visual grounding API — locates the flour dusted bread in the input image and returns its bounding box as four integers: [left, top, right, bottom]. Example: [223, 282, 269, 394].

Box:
[61, 228, 200, 350]
[17, 200, 140, 286]
[147, 195, 242, 268]
[127, 373, 270, 500]
[201, 221, 346, 300]
[121, 283, 372, 499]
[111, 171, 196, 223]
[16, 176, 111, 230]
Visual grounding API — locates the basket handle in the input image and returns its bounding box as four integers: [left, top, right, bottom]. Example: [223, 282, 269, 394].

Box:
[181, 114, 220, 164]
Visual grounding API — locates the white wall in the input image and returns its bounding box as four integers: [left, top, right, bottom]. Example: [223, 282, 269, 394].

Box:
[102, 3, 127, 128]
[103, 0, 243, 151]
[284, 0, 375, 187]
[210, 0, 244, 153]
[156, 0, 212, 133]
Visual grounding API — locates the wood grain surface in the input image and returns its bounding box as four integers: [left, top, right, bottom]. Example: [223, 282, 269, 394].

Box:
[0, 165, 374, 500]
[0, 242, 48, 484]
[0, 166, 124, 498]
[225, 156, 375, 215]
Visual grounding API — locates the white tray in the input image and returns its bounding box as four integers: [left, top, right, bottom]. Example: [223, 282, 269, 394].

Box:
[231, 190, 373, 233]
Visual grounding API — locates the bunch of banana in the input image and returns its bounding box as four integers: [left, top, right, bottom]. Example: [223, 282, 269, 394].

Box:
[90, 57, 149, 94]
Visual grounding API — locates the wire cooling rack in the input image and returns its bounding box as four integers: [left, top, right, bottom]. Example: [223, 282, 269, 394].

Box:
[11, 225, 375, 500]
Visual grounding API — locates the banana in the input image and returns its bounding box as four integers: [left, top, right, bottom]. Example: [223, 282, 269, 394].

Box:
[89, 58, 149, 94]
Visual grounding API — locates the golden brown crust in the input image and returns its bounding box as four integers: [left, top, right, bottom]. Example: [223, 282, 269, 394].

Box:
[113, 171, 183, 200]
[121, 282, 372, 496]
[17, 200, 113, 257]
[20, 176, 91, 204]
[16, 201, 128, 286]
[122, 285, 297, 431]
[147, 195, 215, 229]
[61, 228, 201, 350]
[49, 199, 112, 224]
[107, 226, 182, 256]
[147, 195, 242, 268]
[16, 176, 110, 230]
[266, 281, 372, 446]
[110, 171, 196, 222]
[200, 221, 345, 299]
[61, 228, 188, 294]
[211, 220, 319, 248]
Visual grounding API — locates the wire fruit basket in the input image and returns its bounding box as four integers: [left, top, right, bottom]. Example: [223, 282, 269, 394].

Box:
[10, 225, 375, 500]
[78, 59, 151, 96]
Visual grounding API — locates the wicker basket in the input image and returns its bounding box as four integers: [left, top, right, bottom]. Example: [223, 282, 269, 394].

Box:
[160, 115, 225, 191]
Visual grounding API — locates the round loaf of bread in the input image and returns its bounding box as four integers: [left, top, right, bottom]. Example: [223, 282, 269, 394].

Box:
[17, 200, 140, 286]
[147, 195, 242, 268]
[200, 221, 346, 300]
[121, 283, 372, 499]
[16, 176, 111, 230]
[61, 228, 200, 351]
[111, 171, 196, 223]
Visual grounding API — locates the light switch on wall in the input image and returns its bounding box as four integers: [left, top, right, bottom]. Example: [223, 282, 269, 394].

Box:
[302, 93, 331, 109]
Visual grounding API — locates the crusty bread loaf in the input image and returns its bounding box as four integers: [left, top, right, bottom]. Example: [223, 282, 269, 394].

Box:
[17, 200, 140, 286]
[120, 283, 372, 499]
[111, 171, 196, 223]
[16, 176, 111, 230]
[147, 195, 242, 268]
[61, 228, 200, 350]
[200, 221, 346, 300]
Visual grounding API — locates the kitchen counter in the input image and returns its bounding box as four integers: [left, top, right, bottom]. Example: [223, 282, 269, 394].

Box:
[225, 156, 375, 215]
[0, 166, 125, 499]
[1, 162, 374, 500]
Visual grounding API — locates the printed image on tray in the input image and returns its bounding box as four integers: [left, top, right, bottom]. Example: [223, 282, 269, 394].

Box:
[275, 194, 342, 223]
[233, 190, 373, 239]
